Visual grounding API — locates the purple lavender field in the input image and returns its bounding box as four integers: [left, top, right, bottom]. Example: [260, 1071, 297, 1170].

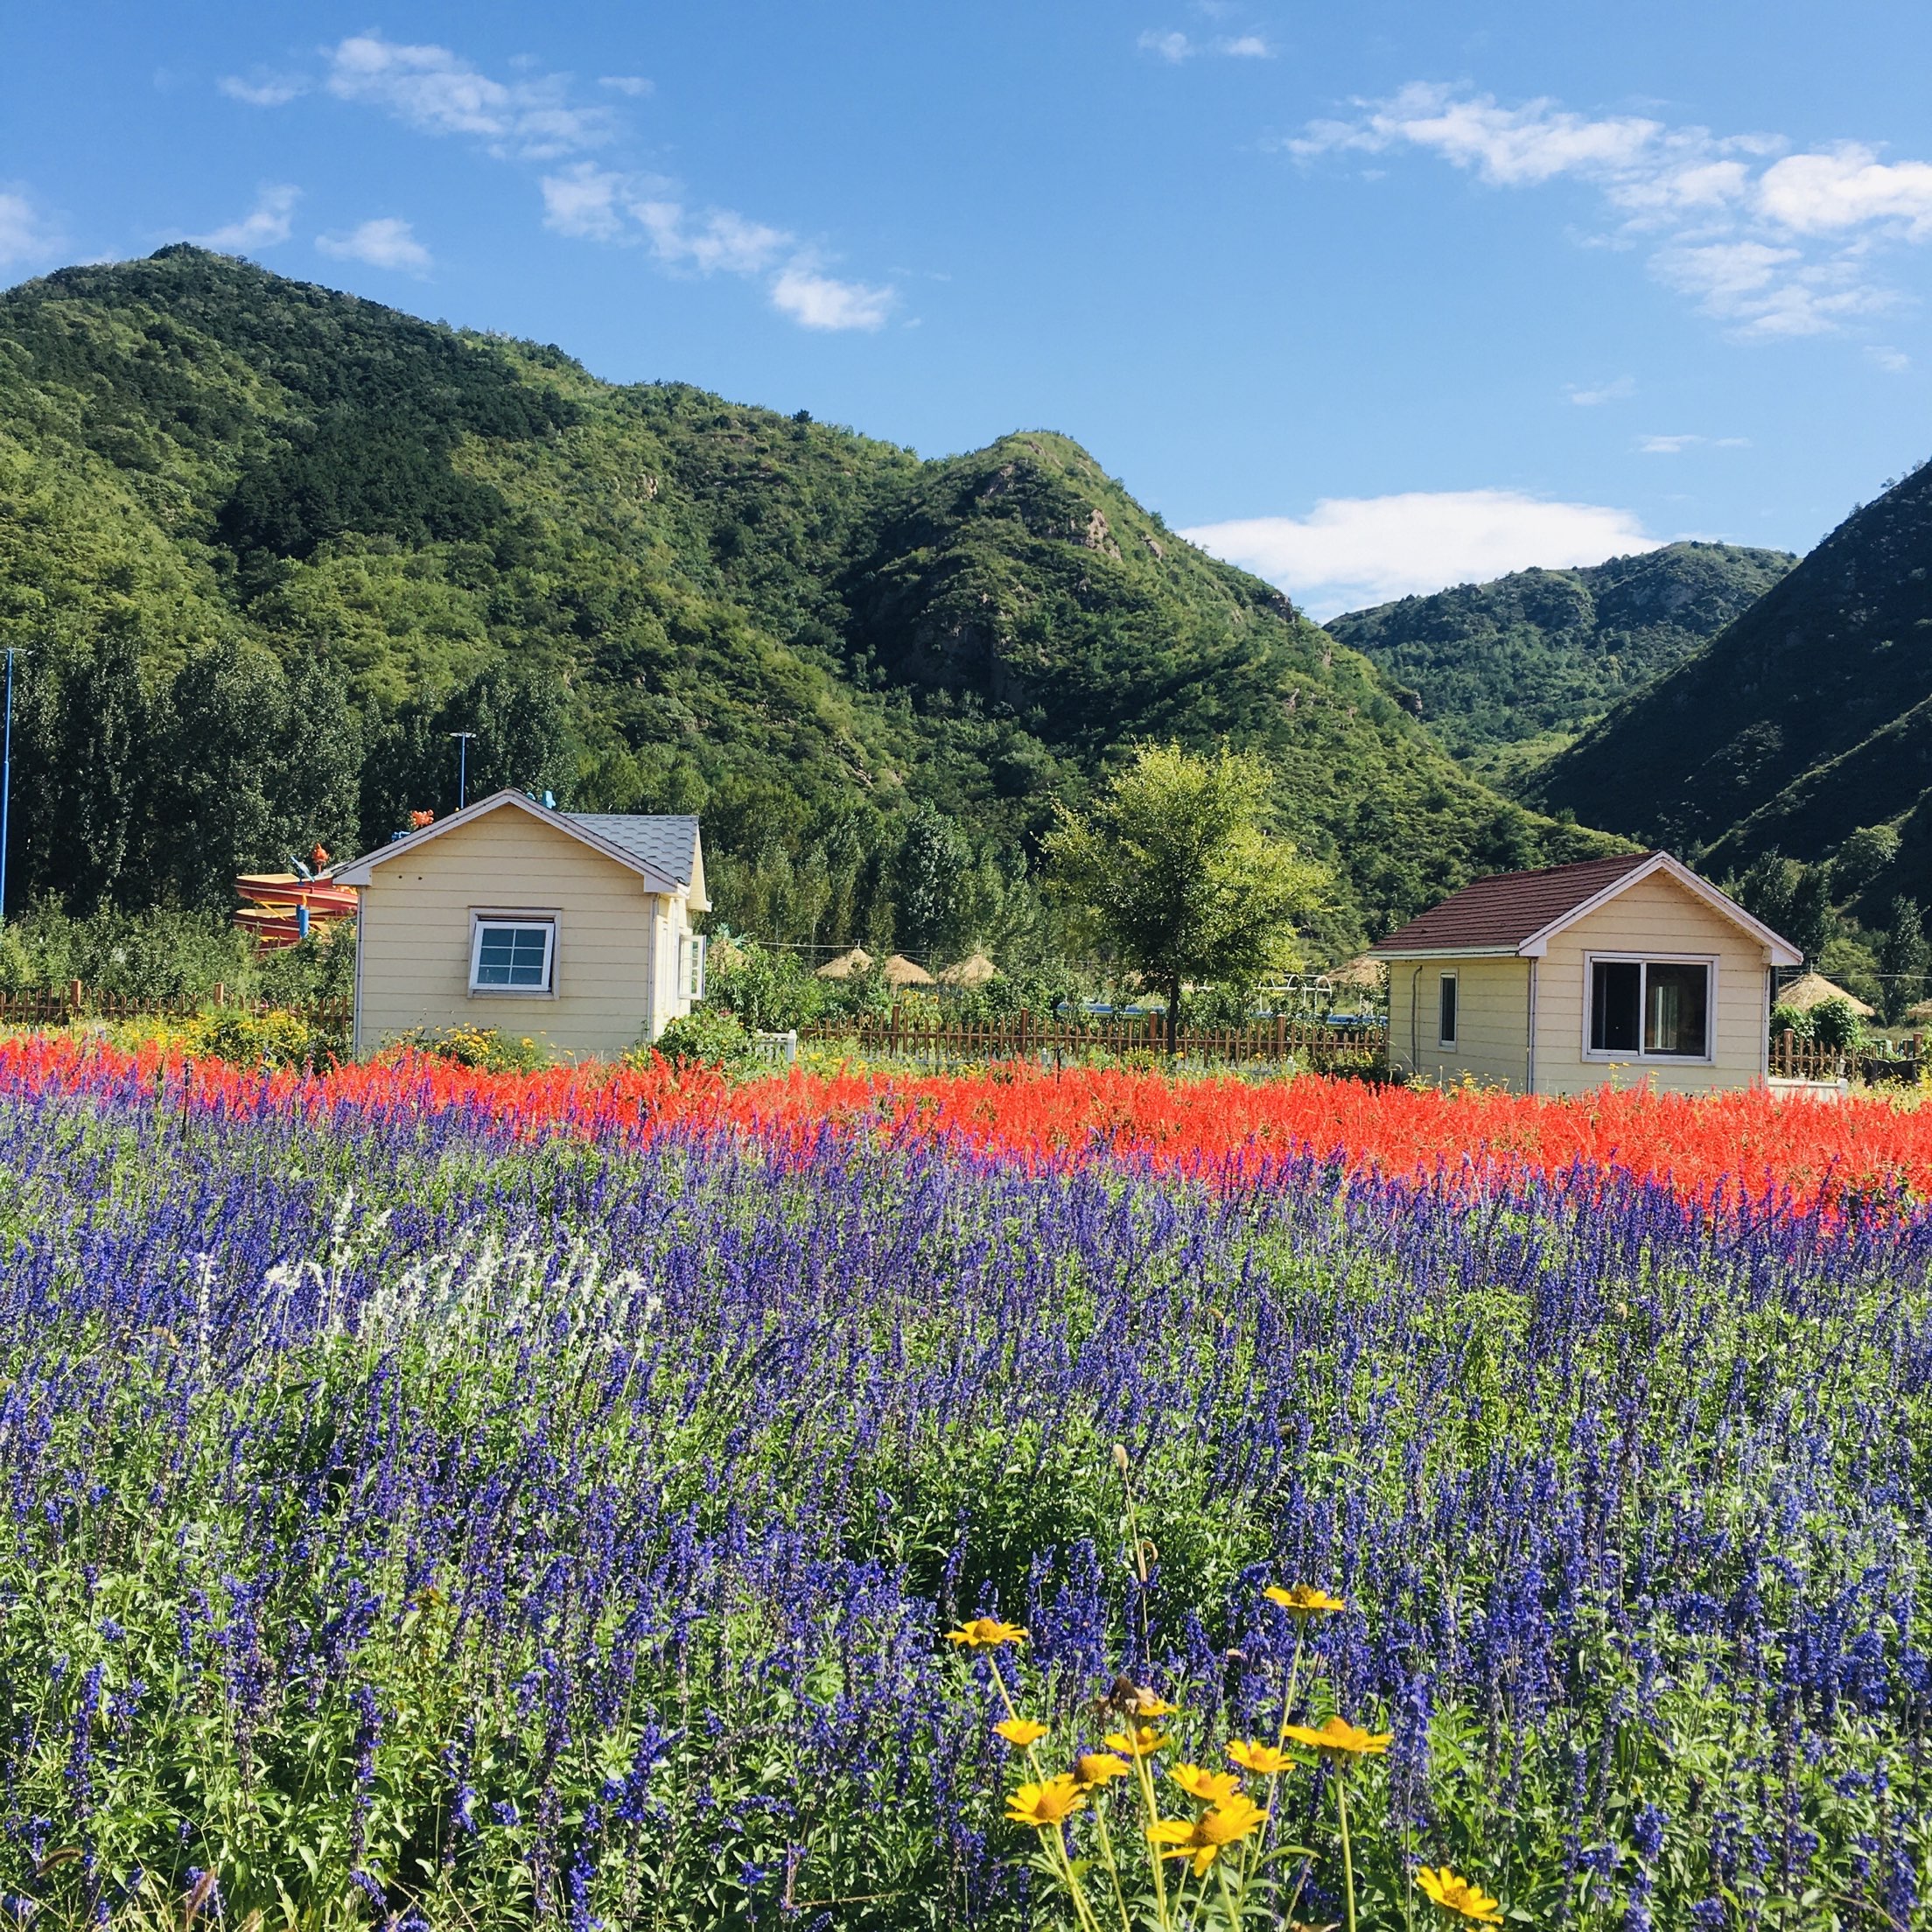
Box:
[1, 1070, 1928, 1929]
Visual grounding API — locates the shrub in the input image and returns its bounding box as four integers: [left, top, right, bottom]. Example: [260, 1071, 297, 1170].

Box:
[643, 1008, 755, 1071]
[177, 1006, 345, 1071]
[1810, 997, 1866, 1051]
[389, 1025, 550, 1072]
[1770, 1001, 1814, 1040]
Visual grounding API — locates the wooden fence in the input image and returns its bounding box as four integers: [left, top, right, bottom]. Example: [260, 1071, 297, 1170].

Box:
[800, 1009, 1389, 1073]
[0, 984, 351, 1029]
[1770, 1029, 1922, 1085]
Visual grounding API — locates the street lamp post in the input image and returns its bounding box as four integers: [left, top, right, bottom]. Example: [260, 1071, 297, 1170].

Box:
[449, 732, 477, 812]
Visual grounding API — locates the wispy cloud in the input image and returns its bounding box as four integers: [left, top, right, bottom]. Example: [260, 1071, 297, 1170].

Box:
[325, 34, 618, 159]
[770, 267, 893, 332]
[0, 188, 61, 271]
[1567, 375, 1635, 406]
[1636, 432, 1751, 453]
[219, 70, 308, 108]
[1287, 82, 1932, 340]
[598, 75, 652, 98]
[541, 163, 894, 332]
[1867, 344, 1912, 373]
[1182, 489, 1662, 617]
[317, 217, 431, 274]
[188, 183, 299, 253]
[1138, 28, 1272, 61]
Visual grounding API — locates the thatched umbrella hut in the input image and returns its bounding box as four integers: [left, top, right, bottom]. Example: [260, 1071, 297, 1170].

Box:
[816, 947, 872, 981]
[1774, 971, 1874, 1018]
[938, 952, 997, 988]
[880, 954, 935, 989]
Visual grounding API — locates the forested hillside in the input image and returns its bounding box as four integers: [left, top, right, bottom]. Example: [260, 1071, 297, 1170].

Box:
[0, 247, 1617, 956]
[1326, 542, 1794, 786]
[1530, 460, 1932, 911]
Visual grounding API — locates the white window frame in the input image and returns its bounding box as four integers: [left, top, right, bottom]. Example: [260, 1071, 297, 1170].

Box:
[1581, 950, 1718, 1064]
[468, 911, 559, 998]
[1437, 970, 1459, 1049]
[683, 932, 707, 1002]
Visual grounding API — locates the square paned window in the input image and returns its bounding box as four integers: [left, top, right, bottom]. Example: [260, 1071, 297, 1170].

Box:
[1589, 958, 1709, 1058]
[470, 920, 555, 993]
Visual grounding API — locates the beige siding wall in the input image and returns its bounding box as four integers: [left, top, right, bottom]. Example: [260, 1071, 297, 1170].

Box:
[354, 809, 696, 1060]
[1532, 872, 1770, 1096]
[1387, 956, 1532, 1090]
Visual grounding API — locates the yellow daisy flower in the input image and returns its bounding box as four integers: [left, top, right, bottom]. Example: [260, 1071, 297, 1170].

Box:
[1264, 1584, 1347, 1618]
[1006, 1774, 1086, 1828]
[945, 1617, 1029, 1648]
[1417, 1866, 1503, 1925]
[1281, 1716, 1391, 1758]
[1147, 1794, 1270, 1874]
[1074, 1752, 1132, 1788]
[1228, 1738, 1295, 1774]
[1170, 1763, 1244, 1805]
[1102, 1724, 1168, 1758]
[994, 1717, 1048, 1748]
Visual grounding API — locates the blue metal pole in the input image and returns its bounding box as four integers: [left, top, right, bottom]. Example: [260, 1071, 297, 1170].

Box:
[0, 649, 13, 926]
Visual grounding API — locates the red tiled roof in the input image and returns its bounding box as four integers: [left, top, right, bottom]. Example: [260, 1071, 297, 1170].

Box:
[1368, 851, 1656, 955]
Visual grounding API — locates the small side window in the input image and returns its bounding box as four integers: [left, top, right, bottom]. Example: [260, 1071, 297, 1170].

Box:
[689, 933, 708, 1001]
[1438, 972, 1459, 1048]
[470, 919, 556, 994]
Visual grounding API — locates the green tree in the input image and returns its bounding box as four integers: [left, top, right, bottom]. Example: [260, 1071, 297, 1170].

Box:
[892, 803, 970, 959]
[1043, 741, 1330, 1050]
[1880, 894, 1928, 1024]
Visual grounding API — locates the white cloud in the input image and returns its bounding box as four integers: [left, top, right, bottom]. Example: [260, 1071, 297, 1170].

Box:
[1181, 490, 1661, 618]
[1868, 344, 1911, 373]
[540, 164, 893, 331]
[770, 266, 893, 331]
[1289, 82, 1932, 342]
[0, 188, 60, 270]
[325, 33, 616, 158]
[317, 217, 431, 273]
[188, 184, 299, 253]
[1638, 434, 1701, 453]
[1757, 145, 1932, 236]
[219, 71, 307, 107]
[635, 200, 790, 275]
[598, 75, 653, 97]
[1567, 374, 1635, 405]
[1139, 27, 1273, 61]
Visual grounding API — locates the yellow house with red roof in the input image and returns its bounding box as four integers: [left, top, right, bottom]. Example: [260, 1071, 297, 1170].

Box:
[1368, 851, 1802, 1095]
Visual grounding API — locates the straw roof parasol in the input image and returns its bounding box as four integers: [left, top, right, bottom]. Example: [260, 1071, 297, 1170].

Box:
[1328, 954, 1385, 990]
[880, 953, 935, 988]
[938, 951, 997, 988]
[1904, 998, 1932, 1027]
[1774, 971, 1874, 1018]
[816, 947, 872, 981]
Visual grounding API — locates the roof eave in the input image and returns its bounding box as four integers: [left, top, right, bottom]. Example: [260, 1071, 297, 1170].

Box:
[1368, 944, 1527, 961]
[333, 789, 682, 894]
[1519, 850, 1803, 965]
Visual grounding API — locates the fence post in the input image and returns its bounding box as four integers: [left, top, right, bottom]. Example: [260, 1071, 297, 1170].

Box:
[67, 978, 82, 1019]
[214, 983, 226, 1009]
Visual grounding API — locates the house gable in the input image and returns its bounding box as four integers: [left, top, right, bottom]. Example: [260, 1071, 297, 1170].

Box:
[335, 789, 683, 896]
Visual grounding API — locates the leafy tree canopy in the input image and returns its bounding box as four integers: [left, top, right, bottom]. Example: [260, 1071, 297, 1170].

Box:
[1043, 742, 1330, 1043]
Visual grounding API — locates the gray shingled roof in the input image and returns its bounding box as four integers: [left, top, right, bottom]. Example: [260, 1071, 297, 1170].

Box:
[565, 814, 700, 886]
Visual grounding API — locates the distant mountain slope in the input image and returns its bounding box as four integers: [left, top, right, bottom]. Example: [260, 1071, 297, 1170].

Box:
[1527, 462, 1932, 900]
[0, 246, 1619, 947]
[1326, 542, 1796, 785]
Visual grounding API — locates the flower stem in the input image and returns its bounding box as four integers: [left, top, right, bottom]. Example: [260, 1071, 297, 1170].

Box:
[1091, 1798, 1134, 1932]
[1337, 1768, 1357, 1932]
[1132, 1749, 1172, 1931]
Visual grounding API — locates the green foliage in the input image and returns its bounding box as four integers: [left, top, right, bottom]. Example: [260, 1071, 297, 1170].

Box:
[0, 900, 246, 1000]
[892, 802, 970, 959]
[1327, 541, 1794, 783]
[644, 1007, 755, 1070]
[0, 247, 1619, 953]
[1532, 457, 1932, 896]
[1045, 743, 1331, 1042]
[1879, 895, 1928, 1023]
[389, 1024, 550, 1072]
[177, 1004, 344, 1070]
[1810, 996, 1866, 1050]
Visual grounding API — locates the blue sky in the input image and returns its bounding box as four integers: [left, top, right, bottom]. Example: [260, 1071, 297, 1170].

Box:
[5, 2, 1931, 614]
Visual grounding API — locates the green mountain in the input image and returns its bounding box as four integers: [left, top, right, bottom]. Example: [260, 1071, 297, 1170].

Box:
[1527, 460, 1932, 907]
[1326, 542, 1796, 788]
[0, 246, 1618, 955]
